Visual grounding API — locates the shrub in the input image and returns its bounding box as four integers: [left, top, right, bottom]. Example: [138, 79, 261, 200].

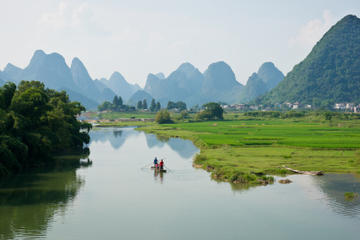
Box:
[155, 110, 173, 124]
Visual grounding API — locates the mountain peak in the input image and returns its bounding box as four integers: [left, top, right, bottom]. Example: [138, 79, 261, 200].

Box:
[259, 14, 360, 105]
[177, 62, 196, 73]
[71, 57, 83, 66]
[4, 63, 22, 73]
[338, 14, 359, 24]
[33, 49, 46, 58]
[109, 71, 125, 81]
[29, 49, 46, 65]
[155, 72, 165, 79]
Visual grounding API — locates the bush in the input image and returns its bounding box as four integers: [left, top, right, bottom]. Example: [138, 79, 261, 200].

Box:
[155, 110, 173, 124]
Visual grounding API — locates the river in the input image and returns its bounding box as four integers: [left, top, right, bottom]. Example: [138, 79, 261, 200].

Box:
[1, 127, 360, 239]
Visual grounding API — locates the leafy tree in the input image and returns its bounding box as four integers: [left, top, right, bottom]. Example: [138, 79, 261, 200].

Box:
[167, 101, 187, 111]
[137, 100, 143, 110]
[0, 81, 91, 177]
[98, 101, 112, 111]
[156, 102, 161, 112]
[150, 99, 156, 112]
[142, 99, 148, 109]
[167, 101, 176, 110]
[196, 102, 223, 120]
[155, 110, 173, 124]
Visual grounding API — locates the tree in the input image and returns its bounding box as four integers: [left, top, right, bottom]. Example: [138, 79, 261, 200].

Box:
[155, 110, 173, 124]
[142, 99, 148, 110]
[98, 101, 112, 111]
[0, 80, 91, 177]
[167, 101, 176, 110]
[150, 99, 156, 112]
[196, 102, 224, 120]
[176, 101, 187, 111]
[167, 101, 186, 111]
[156, 102, 161, 112]
[137, 100, 143, 110]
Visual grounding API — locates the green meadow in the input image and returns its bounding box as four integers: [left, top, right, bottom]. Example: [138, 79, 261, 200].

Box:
[137, 117, 360, 185]
[98, 111, 156, 120]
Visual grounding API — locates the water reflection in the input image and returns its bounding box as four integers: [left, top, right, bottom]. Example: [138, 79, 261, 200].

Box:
[153, 169, 165, 183]
[90, 127, 140, 149]
[91, 128, 198, 160]
[0, 158, 90, 240]
[311, 174, 360, 218]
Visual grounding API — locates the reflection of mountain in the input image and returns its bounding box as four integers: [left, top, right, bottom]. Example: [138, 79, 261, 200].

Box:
[0, 158, 87, 240]
[145, 134, 165, 148]
[167, 138, 199, 159]
[90, 128, 139, 149]
[144, 133, 198, 158]
[311, 174, 360, 218]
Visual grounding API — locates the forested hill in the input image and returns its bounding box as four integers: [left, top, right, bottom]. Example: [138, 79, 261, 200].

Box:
[0, 81, 91, 176]
[258, 15, 360, 107]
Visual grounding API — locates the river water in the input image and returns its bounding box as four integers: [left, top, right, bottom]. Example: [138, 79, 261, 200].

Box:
[1, 127, 360, 240]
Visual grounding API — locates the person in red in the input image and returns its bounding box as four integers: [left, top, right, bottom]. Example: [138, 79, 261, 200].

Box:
[159, 159, 164, 170]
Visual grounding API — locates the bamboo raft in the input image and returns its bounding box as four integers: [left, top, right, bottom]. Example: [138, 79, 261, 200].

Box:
[283, 166, 323, 176]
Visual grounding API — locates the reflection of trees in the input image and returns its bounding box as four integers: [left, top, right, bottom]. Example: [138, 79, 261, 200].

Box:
[0, 158, 89, 240]
[311, 174, 360, 218]
[90, 128, 139, 149]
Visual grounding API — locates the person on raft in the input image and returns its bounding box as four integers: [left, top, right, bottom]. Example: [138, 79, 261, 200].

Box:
[159, 159, 164, 170]
[154, 157, 158, 168]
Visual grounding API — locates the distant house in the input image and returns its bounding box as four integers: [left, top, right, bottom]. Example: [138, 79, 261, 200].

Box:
[334, 103, 346, 110]
[346, 103, 355, 109]
[292, 102, 300, 110]
[305, 104, 312, 109]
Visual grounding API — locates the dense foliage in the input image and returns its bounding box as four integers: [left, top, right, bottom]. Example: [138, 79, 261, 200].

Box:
[167, 101, 187, 111]
[258, 15, 360, 107]
[98, 95, 136, 112]
[0, 81, 91, 176]
[196, 102, 224, 120]
[155, 110, 173, 124]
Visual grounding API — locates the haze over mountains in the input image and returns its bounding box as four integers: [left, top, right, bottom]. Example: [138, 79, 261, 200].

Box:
[0, 50, 283, 109]
[2, 14, 359, 110]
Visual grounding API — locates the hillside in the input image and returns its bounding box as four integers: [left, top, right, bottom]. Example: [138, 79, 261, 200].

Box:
[127, 90, 154, 106]
[259, 15, 360, 107]
[100, 72, 140, 101]
[239, 62, 284, 102]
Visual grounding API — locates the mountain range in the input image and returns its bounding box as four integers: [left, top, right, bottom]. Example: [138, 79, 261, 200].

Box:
[2, 14, 360, 110]
[0, 50, 139, 109]
[0, 49, 283, 109]
[258, 15, 360, 107]
[144, 61, 283, 107]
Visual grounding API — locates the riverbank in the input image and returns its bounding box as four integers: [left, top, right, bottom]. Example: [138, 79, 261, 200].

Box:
[134, 118, 360, 186]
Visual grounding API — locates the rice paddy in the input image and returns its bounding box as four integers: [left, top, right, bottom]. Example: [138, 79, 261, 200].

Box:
[138, 117, 360, 185]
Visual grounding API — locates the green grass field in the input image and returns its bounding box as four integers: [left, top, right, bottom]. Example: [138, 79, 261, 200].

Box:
[98, 111, 156, 120]
[137, 118, 360, 185]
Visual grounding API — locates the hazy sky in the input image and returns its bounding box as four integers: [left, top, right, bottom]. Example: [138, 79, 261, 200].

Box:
[0, 0, 359, 86]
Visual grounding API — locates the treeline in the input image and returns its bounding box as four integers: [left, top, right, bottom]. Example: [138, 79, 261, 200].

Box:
[98, 96, 136, 112]
[137, 99, 161, 112]
[167, 101, 186, 111]
[155, 102, 224, 124]
[0, 81, 91, 176]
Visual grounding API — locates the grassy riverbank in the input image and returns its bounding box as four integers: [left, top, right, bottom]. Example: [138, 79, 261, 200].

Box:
[136, 117, 360, 186]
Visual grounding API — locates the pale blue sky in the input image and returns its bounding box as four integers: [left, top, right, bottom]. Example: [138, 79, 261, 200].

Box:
[0, 0, 359, 86]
